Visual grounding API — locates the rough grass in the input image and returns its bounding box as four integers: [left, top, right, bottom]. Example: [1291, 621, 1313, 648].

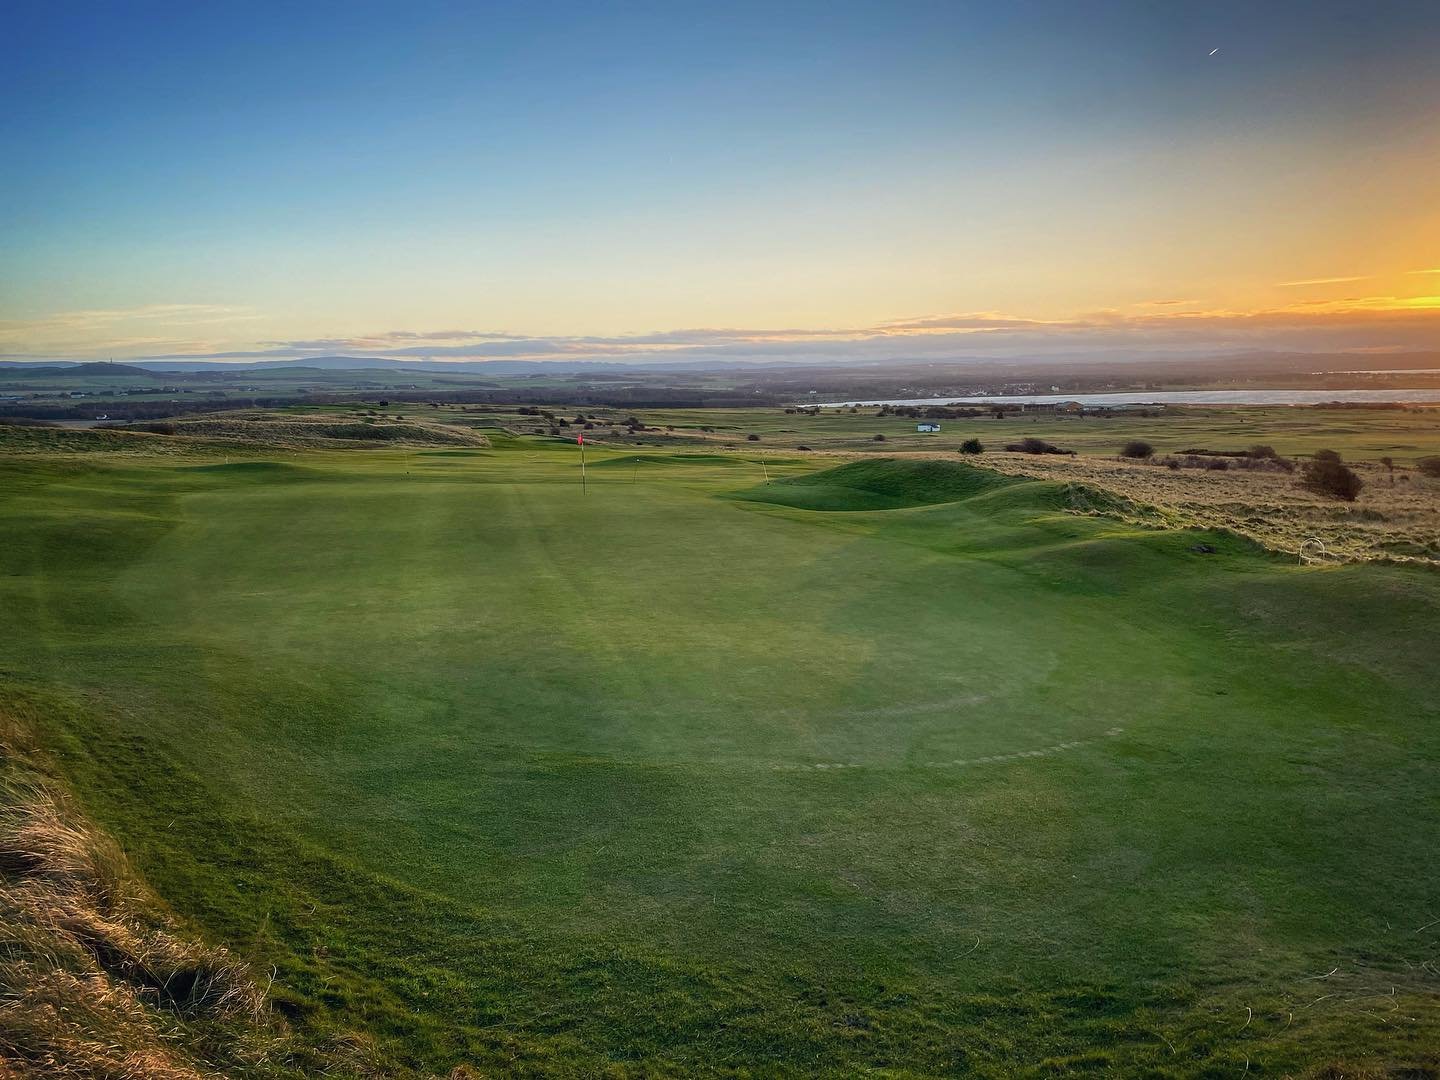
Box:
[171, 413, 490, 449]
[0, 413, 492, 459]
[0, 424, 256, 459]
[970, 451, 1440, 564]
[0, 703, 275, 1079]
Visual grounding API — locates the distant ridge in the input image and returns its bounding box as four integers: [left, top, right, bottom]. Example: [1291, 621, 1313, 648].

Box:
[2, 349, 1439, 377]
[0, 361, 158, 377]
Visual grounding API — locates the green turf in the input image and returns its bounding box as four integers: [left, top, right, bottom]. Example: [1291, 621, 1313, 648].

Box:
[2, 443, 1437, 1077]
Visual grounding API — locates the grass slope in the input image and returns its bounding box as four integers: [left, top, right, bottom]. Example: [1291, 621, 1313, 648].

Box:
[1, 445, 1437, 1076]
[734, 457, 1019, 510]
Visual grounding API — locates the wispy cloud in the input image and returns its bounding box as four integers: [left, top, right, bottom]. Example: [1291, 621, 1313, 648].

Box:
[6, 296, 1439, 367]
[0, 304, 254, 334]
[0, 305, 260, 359]
[1275, 276, 1370, 287]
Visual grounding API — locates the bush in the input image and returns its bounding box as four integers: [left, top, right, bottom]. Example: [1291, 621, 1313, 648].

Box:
[1120, 440, 1154, 459]
[746, 433, 760, 441]
[1299, 450, 1363, 501]
[1005, 437, 1072, 455]
[1248, 444, 1278, 459]
[873, 434, 885, 442]
[1417, 456, 1440, 479]
[959, 438, 983, 454]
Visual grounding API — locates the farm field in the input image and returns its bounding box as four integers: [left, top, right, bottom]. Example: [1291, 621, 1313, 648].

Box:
[263, 400, 1440, 463]
[557, 403, 1440, 462]
[2, 431, 1439, 1077]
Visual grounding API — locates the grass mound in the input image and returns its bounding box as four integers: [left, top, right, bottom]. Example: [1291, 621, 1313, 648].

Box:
[737, 457, 1017, 510]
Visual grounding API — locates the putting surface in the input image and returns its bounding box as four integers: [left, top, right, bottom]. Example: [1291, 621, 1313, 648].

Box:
[2, 440, 1438, 1075]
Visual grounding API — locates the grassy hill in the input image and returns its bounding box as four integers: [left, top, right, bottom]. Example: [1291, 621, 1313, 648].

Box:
[733, 456, 1020, 510]
[1, 444, 1437, 1076]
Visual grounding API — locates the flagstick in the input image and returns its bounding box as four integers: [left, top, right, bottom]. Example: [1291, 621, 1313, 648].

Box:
[632, 457, 639, 484]
[579, 436, 587, 494]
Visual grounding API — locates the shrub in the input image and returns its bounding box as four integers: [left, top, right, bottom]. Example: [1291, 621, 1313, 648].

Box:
[1299, 450, 1363, 501]
[1119, 440, 1154, 459]
[1417, 456, 1440, 478]
[1248, 444, 1278, 459]
[873, 434, 885, 441]
[959, 438, 984, 454]
[1005, 437, 1072, 455]
[746, 433, 760, 441]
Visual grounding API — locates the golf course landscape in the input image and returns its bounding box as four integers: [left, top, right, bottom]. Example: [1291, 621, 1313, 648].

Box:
[2, 426, 1437, 1077]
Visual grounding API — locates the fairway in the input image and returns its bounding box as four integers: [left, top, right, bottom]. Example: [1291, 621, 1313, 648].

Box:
[2, 438, 1438, 1076]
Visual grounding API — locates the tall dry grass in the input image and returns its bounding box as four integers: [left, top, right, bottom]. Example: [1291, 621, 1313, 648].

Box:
[170, 413, 491, 449]
[971, 453, 1440, 564]
[0, 709, 273, 1079]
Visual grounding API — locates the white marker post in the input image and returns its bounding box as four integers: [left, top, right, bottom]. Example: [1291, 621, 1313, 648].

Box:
[578, 432, 587, 494]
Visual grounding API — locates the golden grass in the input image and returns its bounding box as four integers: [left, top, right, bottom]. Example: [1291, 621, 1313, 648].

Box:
[0, 707, 275, 1079]
[970, 452, 1440, 564]
[0, 424, 250, 458]
[0, 412, 492, 458]
[171, 413, 490, 449]
[0, 701, 496, 1079]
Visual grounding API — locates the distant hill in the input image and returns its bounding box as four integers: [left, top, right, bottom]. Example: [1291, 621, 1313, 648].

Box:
[132, 356, 663, 374]
[0, 361, 157, 378]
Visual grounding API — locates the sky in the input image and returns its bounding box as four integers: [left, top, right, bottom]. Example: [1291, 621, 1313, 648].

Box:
[2, 0, 1438, 366]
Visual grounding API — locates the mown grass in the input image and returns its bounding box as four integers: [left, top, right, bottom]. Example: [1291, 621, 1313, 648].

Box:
[1, 443, 1437, 1076]
[734, 457, 1019, 510]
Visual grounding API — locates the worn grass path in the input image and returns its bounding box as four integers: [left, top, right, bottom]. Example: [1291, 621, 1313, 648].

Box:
[1, 440, 1437, 1076]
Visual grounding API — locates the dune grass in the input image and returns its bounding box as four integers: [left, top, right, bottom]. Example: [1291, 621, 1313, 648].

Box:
[0, 698, 283, 1079]
[1, 442, 1437, 1076]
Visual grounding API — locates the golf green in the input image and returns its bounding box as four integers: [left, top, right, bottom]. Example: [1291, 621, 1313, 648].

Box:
[2, 440, 1436, 1076]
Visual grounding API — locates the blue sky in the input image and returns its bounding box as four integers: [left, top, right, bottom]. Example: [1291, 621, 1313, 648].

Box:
[3, 1, 1438, 363]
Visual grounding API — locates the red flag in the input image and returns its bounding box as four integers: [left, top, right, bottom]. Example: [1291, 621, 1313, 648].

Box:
[577, 433, 584, 444]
